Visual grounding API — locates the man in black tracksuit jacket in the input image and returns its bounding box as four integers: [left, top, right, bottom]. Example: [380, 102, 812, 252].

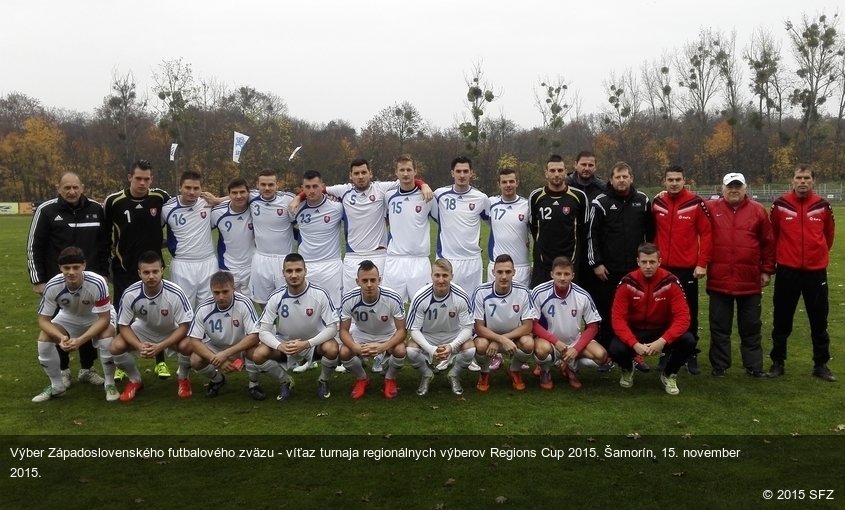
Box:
[26, 172, 110, 380]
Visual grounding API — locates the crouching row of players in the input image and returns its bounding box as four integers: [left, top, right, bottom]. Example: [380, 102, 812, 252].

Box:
[34, 243, 694, 403]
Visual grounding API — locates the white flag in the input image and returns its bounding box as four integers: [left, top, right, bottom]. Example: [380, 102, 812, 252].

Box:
[288, 145, 302, 161]
[233, 132, 250, 163]
[169, 143, 178, 161]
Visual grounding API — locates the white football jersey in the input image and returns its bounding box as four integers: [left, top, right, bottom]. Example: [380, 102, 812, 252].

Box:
[163, 196, 214, 261]
[39, 271, 112, 319]
[385, 187, 432, 257]
[431, 186, 489, 259]
[254, 282, 339, 342]
[118, 280, 194, 336]
[211, 202, 255, 270]
[340, 286, 405, 341]
[407, 283, 474, 345]
[295, 197, 343, 262]
[327, 181, 398, 254]
[531, 281, 601, 344]
[487, 195, 530, 266]
[471, 282, 538, 334]
[188, 292, 258, 347]
[249, 191, 296, 256]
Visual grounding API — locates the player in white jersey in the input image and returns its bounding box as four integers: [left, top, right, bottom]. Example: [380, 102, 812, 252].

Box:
[531, 256, 608, 390]
[293, 170, 345, 305]
[110, 251, 195, 401]
[383, 155, 435, 304]
[210, 178, 255, 297]
[32, 247, 117, 402]
[250, 253, 340, 401]
[472, 255, 538, 392]
[187, 271, 260, 398]
[249, 169, 297, 304]
[406, 258, 476, 396]
[487, 169, 531, 287]
[162, 170, 217, 308]
[431, 156, 490, 294]
[339, 261, 407, 399]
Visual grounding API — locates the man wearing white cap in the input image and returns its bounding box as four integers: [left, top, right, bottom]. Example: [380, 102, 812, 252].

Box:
[705, 173, 775, 377]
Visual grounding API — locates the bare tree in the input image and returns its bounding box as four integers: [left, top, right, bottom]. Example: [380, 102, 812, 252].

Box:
[458, 61, 497, 158]
[675, 29, 723, 127]
[96, 69, 148, 168]
[534, 75, 572, 149]
[745, 28, 788, 131]
[368, 101, 423, 154]
[714, 31, 744, 125]
[602, 69, 642, 128]
[641, 58, 674, 122]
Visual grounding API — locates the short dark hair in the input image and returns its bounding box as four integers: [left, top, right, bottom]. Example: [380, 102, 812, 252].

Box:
[637, 242, 660, 257]
[257, 168, 276, 178]
[138, 250, 162, 267]
[130, 159, 152, 174]
[180, 170, 202, 185]
[551, 256, 574, 271]
[302, 170, 322, 181]
[210, 271, 235, 288]
[547, 154, 565, 164]
[350, 158, 370, 170]
[664, 165, 685, 177]
[357, 259, 378, 275]
[57, 246, 85, 266]
[451, 156, 472, 170]
[794, 163, 814, 178]
[498, 168, 517, 178]
[227, 177, 249, 192]
[575, 151, 595, 162]
[284, 253, 305, 265]
[610, 162, 633, 177]
[493, 254, 514, 266]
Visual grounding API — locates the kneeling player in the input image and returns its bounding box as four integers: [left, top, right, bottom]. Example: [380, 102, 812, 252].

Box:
[473, 254, 537, 392]
[187, 271, 260, 397]
[406, 258, 476, 396]
[250, 253, 340, 401]
[339, 261, 406, 399]
[531, 257, 607, 390]
[110, 251, 195, 401]
[32, 247, 116, 402]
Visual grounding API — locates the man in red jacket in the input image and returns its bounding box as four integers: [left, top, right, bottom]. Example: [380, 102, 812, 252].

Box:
[768, 165, 836, 382]
[609, 243, 697, 395]
[652, 165, 712, 374]
[706, 173, 775, 377]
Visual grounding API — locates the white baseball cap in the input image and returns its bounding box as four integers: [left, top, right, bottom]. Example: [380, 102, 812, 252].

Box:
[723, 172, 746, 186]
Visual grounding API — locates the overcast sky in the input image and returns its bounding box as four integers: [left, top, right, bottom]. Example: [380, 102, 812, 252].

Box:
[3, 0, 840, 130]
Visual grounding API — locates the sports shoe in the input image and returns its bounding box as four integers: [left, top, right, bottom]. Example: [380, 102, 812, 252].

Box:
[619, 370, 634, 388]
[293, 361, 318, 373]
[812, 364, 837, 382]
[119, 381, 143, 401]
[61, 369, 71, 388]
[351, 378, 370, 399]
[539, 370, 553, 390]
[78, 368, 104, 385]
[32, 385, 65, 403]
[489, 353, 503, 371]
[711, 368, 727, 377]
[656, 353, 668, 373]
[372, 352, 387, 374]
[334, 365, 347, 373]
[745, 368, 766, 378]
[507, 370, 526, 391]
[114, 368, 127, 382]
[767, 361, 785, 378]
[248, 384, 267, 401]
[686, 355, 701, 375]
[155, 362, 171, 380]
[660, 373, 680, 395]
[533, 364, 542, 377]
[206, 375, 226, 398]
[105, 384, 120, 402]
[434, 359, 450, 372]
[277, 381, 292, 401]
[634, 355, 651, 373]
[476, 372, 490, 392]
[597, 361, 615, 373]
[416, 373, 434, 396]
[467, 360, 482, 372]
[177, 378, 192, 398]
[564, 365, 583, 390]
[317, 379, 331, 400]
[448, 374, 464, 395]
[383, 378, 398, 399]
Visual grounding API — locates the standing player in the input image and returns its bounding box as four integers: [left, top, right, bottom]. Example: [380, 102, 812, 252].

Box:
[406, 259, 476, 396]
[529, 154, 590, 288]
[432, 157, 490, 295]
[163, 171, 218, 309]
[211, 178, 255, 297]
[186, 271, 260, 397]
[487, 168, 531, 286]
[32, 247, 115, 402]
[104, 159, 171, 379]
[250, 253, 341, 401]
[531, 257, 607, 390]
[249, 169, 297, 306]
[383, 155, 434, 304]
[651, 165, 712, 374]
[768, 165, 836, 381]
[110, 251, 195, 401]
[472, 255, 538, 392]
[338, 261, 407, 399]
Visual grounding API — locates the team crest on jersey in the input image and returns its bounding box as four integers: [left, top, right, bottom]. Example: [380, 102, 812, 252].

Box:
[306, 308, 314, 316]
[149, 208, 158, 217]
[562, 207, 571, 215]
[571, 309, 577, 317]
[200, 211, 207, 219]
[449, 311, 456, 318]
[369, 195, 376, 202]
[518, 214, 525, 221]
[277, 209, 284, 216]
[323, 216, 331, 223]
[512, 304, 520, 313]
[415, 205, 422, 213]
[380, 315, 388, 321]
[469, 203, 476, 211]
[161, 309, 169, 316]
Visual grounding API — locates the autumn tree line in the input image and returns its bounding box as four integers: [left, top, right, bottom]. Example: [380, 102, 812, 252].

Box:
[2, 12, 844, 203]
